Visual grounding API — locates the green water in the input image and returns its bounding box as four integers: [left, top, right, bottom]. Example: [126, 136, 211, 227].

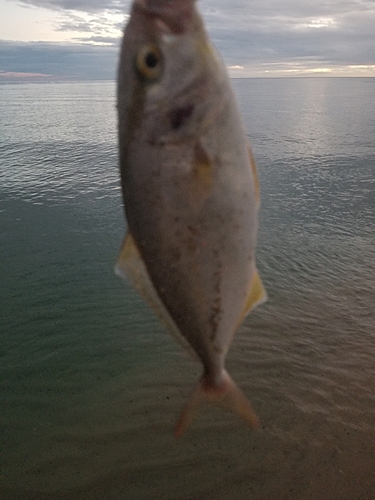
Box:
[1, 79, 374, 499]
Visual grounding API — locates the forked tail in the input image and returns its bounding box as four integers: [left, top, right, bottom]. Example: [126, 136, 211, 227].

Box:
[174, 369, 259, 438]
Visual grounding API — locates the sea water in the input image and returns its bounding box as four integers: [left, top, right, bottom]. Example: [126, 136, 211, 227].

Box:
[1, 78, 374, 499]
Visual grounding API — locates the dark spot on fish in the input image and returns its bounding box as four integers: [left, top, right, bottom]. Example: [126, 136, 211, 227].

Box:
[209, 252, 223, 341]
[170, 246, 182, 262]
[169, 104, 194, 130]
[187, 224, 200, 237]
[209, 304, 222, 341]
[213, 345, 223, 354]
[186, 236, 197, 252]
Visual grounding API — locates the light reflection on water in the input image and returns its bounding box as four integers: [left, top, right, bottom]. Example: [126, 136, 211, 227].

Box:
[0, 79, 374, 499]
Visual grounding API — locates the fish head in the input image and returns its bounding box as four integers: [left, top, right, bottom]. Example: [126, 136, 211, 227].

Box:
[118, 0, 227, 145]
[133, 0, 196, 34]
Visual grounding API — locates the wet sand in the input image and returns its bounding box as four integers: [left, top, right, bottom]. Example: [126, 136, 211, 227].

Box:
[1, 341, 374, 500]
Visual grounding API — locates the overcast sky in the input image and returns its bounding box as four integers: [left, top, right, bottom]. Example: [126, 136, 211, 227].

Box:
[1, 0, 375, 80]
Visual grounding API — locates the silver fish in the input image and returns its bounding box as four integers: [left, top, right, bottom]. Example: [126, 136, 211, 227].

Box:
[116, 0, 267, 437]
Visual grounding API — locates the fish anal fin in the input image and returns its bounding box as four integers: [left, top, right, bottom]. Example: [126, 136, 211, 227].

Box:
[237, 268, 267, 328]
[115, 232, 137, 275]
[174, 369, 259, 438]
[115, 233, 197, 359]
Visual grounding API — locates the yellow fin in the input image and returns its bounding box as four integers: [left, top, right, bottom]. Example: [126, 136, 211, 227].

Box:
[193, 141, 213, 192]
[115, 233, 197, 359]
[237, 268, 267, 327]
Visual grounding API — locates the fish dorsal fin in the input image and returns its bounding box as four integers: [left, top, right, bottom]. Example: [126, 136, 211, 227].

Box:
[115, 232, 197, 359]
[237, 268, 267, 328]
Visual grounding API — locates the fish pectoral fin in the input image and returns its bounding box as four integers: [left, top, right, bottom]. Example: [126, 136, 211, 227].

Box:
[174, 370, 259, 438]
[115, 232, 197, 359]
[237, 268, 267, 328]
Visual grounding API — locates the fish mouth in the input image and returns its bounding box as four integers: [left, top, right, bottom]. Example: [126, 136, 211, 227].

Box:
[134, 0, 196, 34]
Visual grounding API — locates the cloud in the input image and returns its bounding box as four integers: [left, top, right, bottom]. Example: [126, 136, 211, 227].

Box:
[199, 0, 375, 72]
[53, 10, 125, 42]
[0, 71, 53, 80]
[0, 40, 118, 79]
[55, 19, 94, 33]
[18, 0, 129, 13]
[2, 0, 375, 78]
[73, 35, 120, 45]
[54, 11, 125, 30]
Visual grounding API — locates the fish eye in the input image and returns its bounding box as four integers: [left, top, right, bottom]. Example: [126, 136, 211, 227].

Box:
[136, 45, 164, 81]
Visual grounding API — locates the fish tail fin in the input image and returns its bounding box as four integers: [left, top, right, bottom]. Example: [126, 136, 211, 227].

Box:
[174, 370, 259, 438]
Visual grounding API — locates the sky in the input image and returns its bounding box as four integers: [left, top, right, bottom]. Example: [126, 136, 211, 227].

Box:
[1, 0, 375, 80]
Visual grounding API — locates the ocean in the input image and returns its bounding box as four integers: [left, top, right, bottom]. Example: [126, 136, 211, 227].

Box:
[1, 78, 374, 499]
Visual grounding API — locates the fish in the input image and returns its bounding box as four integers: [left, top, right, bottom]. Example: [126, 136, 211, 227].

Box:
[116, 0, 267, 437]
